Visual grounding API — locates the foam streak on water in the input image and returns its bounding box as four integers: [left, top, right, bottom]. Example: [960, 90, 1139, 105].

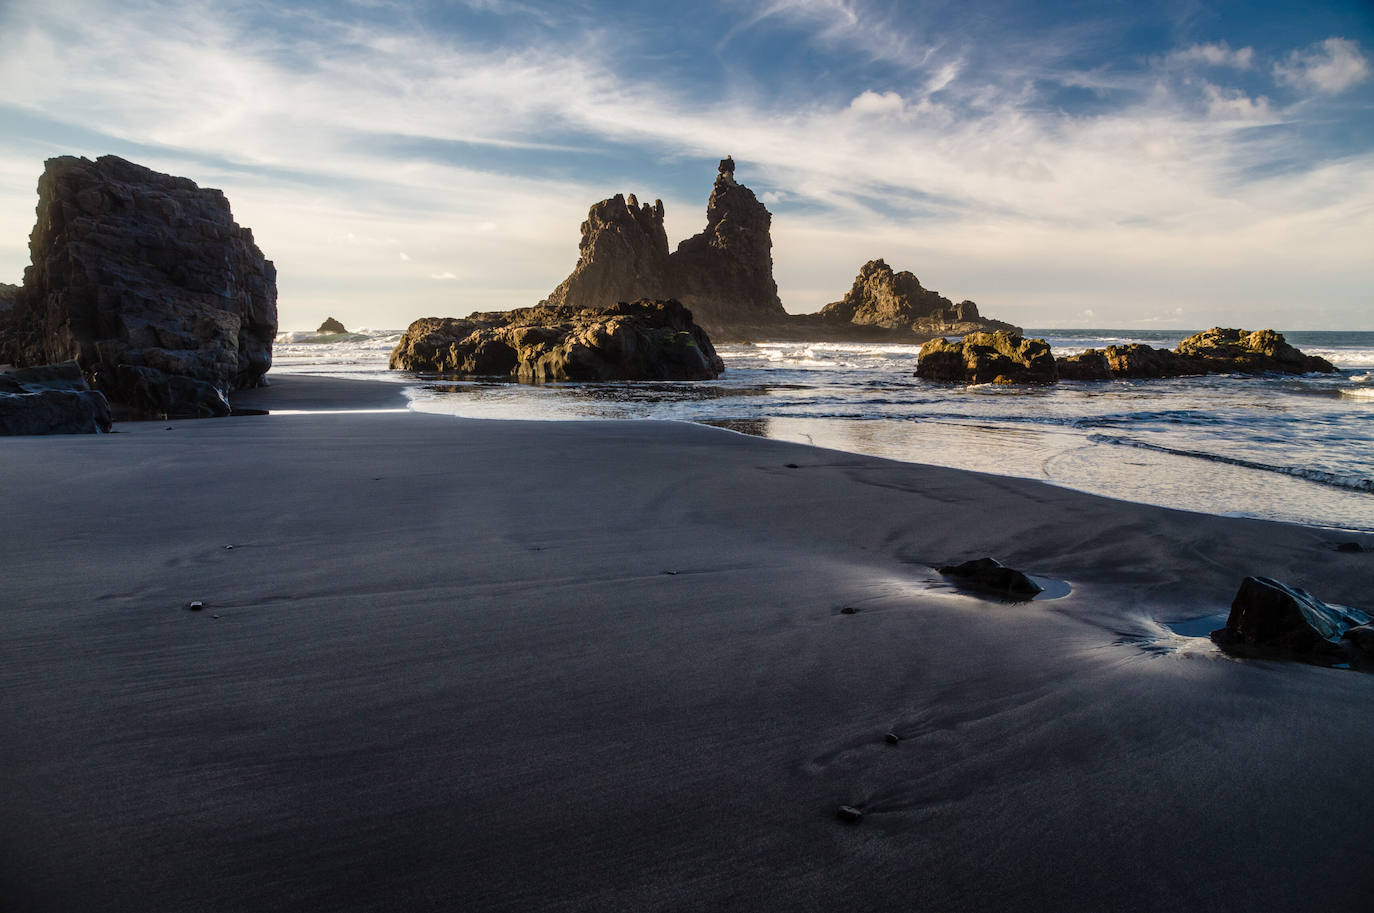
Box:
[273, 328, 1374, 532]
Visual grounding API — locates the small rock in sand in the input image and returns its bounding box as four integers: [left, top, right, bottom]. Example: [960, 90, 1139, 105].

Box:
[884, 731, 900, 745]
[938, 557, 1043, 600]
[836, 805, 863, 823]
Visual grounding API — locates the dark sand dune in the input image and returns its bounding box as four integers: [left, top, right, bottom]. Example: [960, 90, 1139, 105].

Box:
[2, 376, 1370, 912]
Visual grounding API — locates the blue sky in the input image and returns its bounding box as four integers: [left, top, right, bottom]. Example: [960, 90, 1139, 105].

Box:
[1, 0, 1371, 330]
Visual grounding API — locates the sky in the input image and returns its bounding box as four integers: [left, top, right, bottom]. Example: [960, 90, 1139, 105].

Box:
[0, 0, 1371, 331]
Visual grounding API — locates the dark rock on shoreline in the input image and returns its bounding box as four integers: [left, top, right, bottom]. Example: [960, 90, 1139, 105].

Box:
[819, 259, 1020, 338]
[1210, 576, 1371, 669]
[1, 362, 112, 434]
[0, 155, 277, 420]
[316, 317, 348, 334]
[1055, 350, 1113, 380]
[540, 159, 1017, 343]
[389, 299, 724, 382]
[917, 332, 1057, 385]
[938, 557, 1044, 599]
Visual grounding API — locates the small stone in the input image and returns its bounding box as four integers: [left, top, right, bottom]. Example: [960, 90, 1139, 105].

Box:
[785, 463, 800, 469]
[836, 805, 863, 823]
[839, 606, 858, 615]
[224, 545, 234, 550]
[884, 731, 900, 745]
[662, 570, 679, 576]
[187, 600, 204, 611]
[1335, 542, 1364, 553]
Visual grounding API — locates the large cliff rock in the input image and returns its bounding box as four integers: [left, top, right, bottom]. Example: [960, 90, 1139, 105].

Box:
[0, 155, 277, 419]
[916, 332, 1058, 385]
[819, 259, 1019, 337]
[390, 299, 724, 382]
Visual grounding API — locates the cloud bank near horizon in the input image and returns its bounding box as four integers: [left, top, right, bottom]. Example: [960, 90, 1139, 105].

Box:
[0, 0, 1370, 330]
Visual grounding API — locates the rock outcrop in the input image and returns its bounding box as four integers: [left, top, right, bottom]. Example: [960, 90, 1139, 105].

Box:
[389, 299, 724, 382]
[1056, 328, 1337, 381]
[0, 361, 112, 435]
[541, 159, 1016, 343]
[0, 155, 277, 419]
[819, 259, 1018, 337]
[916, 332, 1058, 385]
[0, 282, 18, 315]
[316, 317, 348, 334]
[1210, 576, 1372, 669]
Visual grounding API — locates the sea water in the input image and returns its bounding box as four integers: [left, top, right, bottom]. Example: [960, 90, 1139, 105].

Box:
[273, 328, 1374, 533]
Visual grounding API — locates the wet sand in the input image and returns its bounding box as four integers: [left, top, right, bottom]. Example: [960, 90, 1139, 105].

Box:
[2, 374, 1370, 912]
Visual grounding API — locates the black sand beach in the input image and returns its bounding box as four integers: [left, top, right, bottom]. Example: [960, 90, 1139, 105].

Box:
[2, 375, 1371, 911]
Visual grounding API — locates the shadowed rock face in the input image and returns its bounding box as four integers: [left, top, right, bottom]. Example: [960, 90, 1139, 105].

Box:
[389, 299, 724, 382]
[0, 362, 111, 435]
[917, 332, 1058, 385]
[541, 194, 674, 315]
[668, 171, 788, 331]
[0, 155, 277, 419]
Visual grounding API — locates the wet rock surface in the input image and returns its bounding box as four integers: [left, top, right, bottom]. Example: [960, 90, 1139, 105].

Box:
[0, 361, 112, 434]
[1210, 576, 1372, 669]
[389, 298, 724, 382]
[917, 332, 1058, 385]
[1059, 329, 1336, 382]
[938, 557, 1045, 600]
[0, 155, 277, 420]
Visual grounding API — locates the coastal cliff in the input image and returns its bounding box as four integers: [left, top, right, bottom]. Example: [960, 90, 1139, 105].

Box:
[0, 155, 277, 419]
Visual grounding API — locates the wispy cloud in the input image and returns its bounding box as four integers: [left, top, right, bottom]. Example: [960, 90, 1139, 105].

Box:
[1274, 37, 1370, 94]
[1169, 42, 1254, 70]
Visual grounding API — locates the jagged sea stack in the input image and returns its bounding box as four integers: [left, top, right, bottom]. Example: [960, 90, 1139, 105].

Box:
[668, 158, 788, 334]
[540, 158, 786, 338]
[0, 155, 278, 418]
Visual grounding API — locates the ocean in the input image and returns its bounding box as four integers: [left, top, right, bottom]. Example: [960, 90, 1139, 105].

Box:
[272, 328, 1374, 533]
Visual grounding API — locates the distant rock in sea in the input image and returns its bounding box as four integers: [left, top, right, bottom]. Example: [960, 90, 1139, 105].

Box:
[540, 158, 1016, 343]
[317, 317, 348, 334]
[919, 327, 1338, 385]
[819, 259, 1018, 337]
[389, 298, 724, 382]
[0, 154, 277, 420]
[0, 361, 112, 435]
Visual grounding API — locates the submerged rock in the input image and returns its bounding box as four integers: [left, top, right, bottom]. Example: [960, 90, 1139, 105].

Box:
[1210, 576, 1371, 668]
[938, 557, 1044, 599]
[0, 155, 277, 419]
[316, 317, 347, 334]
[916, 332, 1057, 385]
[389, 298, 724, 382]
[0, 361, 112, 434]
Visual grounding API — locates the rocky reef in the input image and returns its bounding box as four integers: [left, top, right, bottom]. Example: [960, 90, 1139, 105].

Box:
[542, 158, 1015, 343]
[915, 331, 1057, 385]
[919, 328, 1338, 385]
[819, 259, 1019, 337]
[389, 299, 724, 382]
[316, 317, 348, 334]
[0, 155, 277, 419]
